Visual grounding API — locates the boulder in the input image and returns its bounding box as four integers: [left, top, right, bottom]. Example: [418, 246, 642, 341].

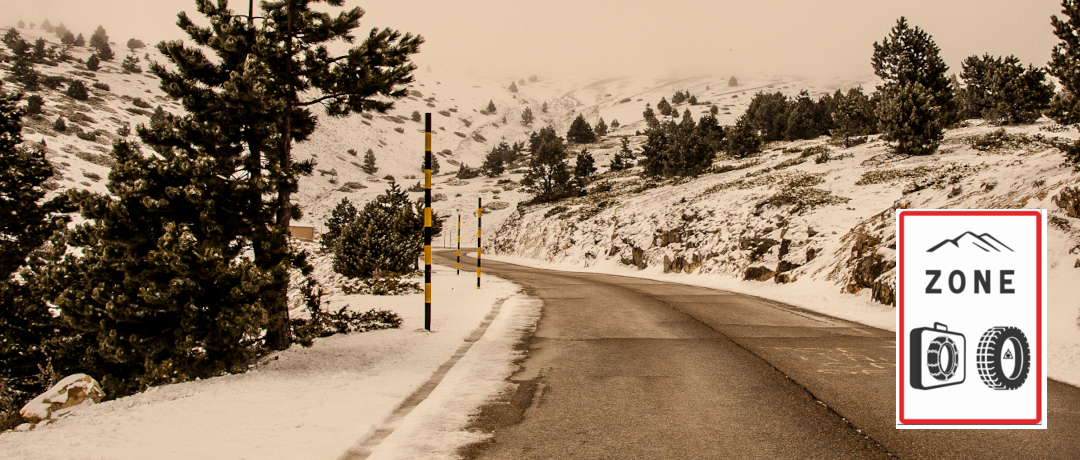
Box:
[20, 374, 105, 425]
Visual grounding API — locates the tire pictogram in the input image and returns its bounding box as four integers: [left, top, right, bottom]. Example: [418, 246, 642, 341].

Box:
[977, 326, 1030, 390]
[926, 336, 960, 381]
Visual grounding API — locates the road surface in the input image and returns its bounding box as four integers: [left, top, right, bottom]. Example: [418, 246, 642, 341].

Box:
[434, 251, 1080, 459]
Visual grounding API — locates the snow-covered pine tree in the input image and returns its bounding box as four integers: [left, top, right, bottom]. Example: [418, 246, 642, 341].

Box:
[876, 82, 944, 155]
[322, 198, 358, 250]
[152, 0, 422, 350]
[362, 148, 379, 175]
[1049, 0, 1080, 125]
[594, 117, 608, 137]
[0, 93, 72, 417]
[333, 182, 443, 278]
[566, 114, 596, 144]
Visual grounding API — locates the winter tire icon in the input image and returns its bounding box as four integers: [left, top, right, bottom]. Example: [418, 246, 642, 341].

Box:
[977, 326, 1031, 390]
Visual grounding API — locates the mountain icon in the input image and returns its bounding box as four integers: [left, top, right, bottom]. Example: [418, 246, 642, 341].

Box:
[927, 232, 1014, 253]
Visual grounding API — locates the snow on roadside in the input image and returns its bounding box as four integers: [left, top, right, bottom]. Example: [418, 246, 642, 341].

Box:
[478, 251, 1080, 388]
[0, 265, 525, 460]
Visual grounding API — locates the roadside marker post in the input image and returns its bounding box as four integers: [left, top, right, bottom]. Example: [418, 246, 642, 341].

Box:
[424, 113, 432, 332]
[896, 209, 1047, 429]
[457, 215, 461, 275]
[477, 198, 482, 289]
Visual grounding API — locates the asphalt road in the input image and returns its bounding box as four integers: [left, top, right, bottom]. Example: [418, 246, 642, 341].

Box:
[435, 251, 1080, 459]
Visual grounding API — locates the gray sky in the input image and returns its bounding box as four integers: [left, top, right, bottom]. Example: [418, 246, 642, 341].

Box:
[0, 0, 1065, 78]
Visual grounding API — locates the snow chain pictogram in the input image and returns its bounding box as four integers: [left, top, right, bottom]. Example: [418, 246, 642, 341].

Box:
[977, 326, 1031, 390]
[926, 336, 960, 381]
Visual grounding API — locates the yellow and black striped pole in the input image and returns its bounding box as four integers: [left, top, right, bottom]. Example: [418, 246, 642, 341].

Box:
[424, 113, 432, 331]
[456, 214, 461, 274]
[477, 197, 482, 289]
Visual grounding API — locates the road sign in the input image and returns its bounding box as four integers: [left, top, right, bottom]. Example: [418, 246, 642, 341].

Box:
[896, 210, 1047, 429]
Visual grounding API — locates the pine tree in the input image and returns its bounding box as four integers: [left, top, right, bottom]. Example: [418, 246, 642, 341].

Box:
[509, 81, 518, 93]
[52, 115, 65, 132]
[486, 100, 496, 113]
[643, 103, 659, 129]
[121, 54, 142, 73]
[0, 92, 72, 410]
[566, 114, 597, 144]
[744, 91, 790, 142]
[831, 86, 875, 147]
[74, 33, 85, 47]
[541, 101, 548, 113]
[689, 95, 698, 105]
[784, 90, 819, 141]
[482, 142, 510, 177]
[60, 31, 76, 47]
[1049, 0, 1080, 124]
[657, 97, 672, 117]
[2, 28, 21, 48]
[962, 54, 1054, 124]
[65, 80, 89, 100]
[672, 91, 687, 105]
[724, 115, 762, 159]
[333, 182, 441, 278]
[151, 0, 422, 350]
[872, 17, 956, 125]
[877, 83, 944, 155]
[411, 110, 421, 122]
[521, 106, 534, 126]
[710, 104, 719, 115]
[85, 53, 100, 71]
[362, 148, 379, 174]
[322, 198, 357, 250]
[529, 75, 538, 82]
[594, 117, 608, 137]
[640, 113, 723, 177]
[610, 119, 619, 129]
[126, 38, 145, 53]
[89, 26, 114, 61]
[419, 152, 440, 174]
[521, 126, 575, 203]
[40, 19, 53, 33]
[573, 149, 596, 188]
[609, 137, 633, 171]
[25, 95, 44, 115]
[729, 76, 738, 86]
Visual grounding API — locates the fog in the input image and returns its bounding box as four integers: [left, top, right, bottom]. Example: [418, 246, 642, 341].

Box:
[0, 0, 1064, 79]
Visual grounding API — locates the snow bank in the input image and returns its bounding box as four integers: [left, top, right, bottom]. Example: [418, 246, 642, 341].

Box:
[0, 266, 527, 460]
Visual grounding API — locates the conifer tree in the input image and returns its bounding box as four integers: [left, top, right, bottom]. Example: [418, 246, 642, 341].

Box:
[89, 25, 114, 61]
[872, 17, 956, 124]
[521, 126, 575, 203]
[61, 31, 76, 47]
[0, 93, 72, 409]
[74, 33, 85, 47]
[333, 182, 441, 278]
[876, 83, 943, 155]
[486, 100, 496, 113]
[2, 28, 21, 48]
[657, 97, 672, 117]
[482, 142, 509, 177]
[962, 54, 1053, 124]
[17, 20, 25, 28]
[729, 76, 738, 86]
[85, 53, 100, 71]
[830, 86, 875, 146]
[411, 110, 421, 122]
[573, 149, 596, 188]
[744, 91, 790, 142]
[40, 19, 53, 33]
[640, 113, 723, 177]
[65, 80, 89, 100]
[53, 23, 68, 39]
[126, 38, 146, 53]
[710, 104, 719, 115]
[541, 101, 548, 113]
[609, 137, 633, 171]
[419, 152, 439, 174]
[151, 0, 422, 350]
[642, 103, 659, 129]
[121, 54, 142, 73]
[52, 115, 65, 132]
[610, 119, 619, 129]
[509, 81, 518, 93]
[1049, 0, 1080, 124]
[672, 91, 686, 105]
[521, 106, 534, 126]
[594, 117, 608, 137]
[322, 197, 357, 250]
[724, 115, 761, 159]
[784, 90, 819, 140]
[362, 148, 379, 174]
[566, 114, 597, 144]
[688, 95, 698, 105]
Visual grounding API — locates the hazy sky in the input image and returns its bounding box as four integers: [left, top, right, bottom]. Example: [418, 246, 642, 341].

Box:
[0, 0, 1065, 78]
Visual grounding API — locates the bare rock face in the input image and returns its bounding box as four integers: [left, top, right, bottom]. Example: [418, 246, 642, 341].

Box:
[744, 265, 775, 282]
[20, 374, 105, 426]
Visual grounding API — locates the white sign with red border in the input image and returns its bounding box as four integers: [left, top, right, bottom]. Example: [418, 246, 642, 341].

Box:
[896, 209, 1047, 429]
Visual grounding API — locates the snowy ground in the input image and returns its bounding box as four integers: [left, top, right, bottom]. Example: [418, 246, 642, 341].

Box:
[0, 265, 538, 460]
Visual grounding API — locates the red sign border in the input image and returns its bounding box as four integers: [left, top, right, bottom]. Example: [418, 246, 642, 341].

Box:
[898, 210, 1043, 425]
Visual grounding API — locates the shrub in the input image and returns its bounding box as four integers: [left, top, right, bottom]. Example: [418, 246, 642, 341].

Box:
[121, 55, 142, 73]
[75, 129, 98, 141]
[132, 97, 152, 109]
[411, 110, 421, 122]
[85, 54, 100, 71]
[41, 75, 66, 90]
[456, 163, 481, 179]
[65, 80, 89, 100]
[52, 116, 66, 132]
[25, 94, 44, 115]
[91, 81, 110, 91]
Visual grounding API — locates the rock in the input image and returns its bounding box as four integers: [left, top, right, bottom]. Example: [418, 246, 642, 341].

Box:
[20, 374, 105, 425]
[806, 247, 819, 263]
[744, 266, 775, 282]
